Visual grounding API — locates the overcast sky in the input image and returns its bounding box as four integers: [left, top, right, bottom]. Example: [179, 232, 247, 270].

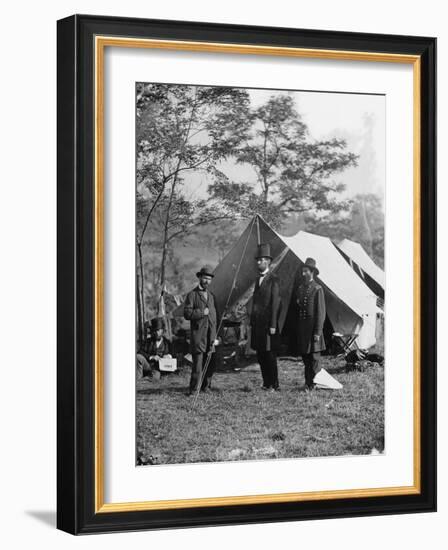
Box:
[182, 87, 385, 206]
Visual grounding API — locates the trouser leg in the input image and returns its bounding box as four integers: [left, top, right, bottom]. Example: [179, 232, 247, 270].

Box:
[151, 360, 161, 380]
[136, 354, 150, 378]
[311, 352, 321, 378]
[302, 352, 321, 386]
[302, 354, 313, 387]
[266, 351, 279, 389]
[190, 353, 204, 392]
[257, 351, 270, 388]
[202, 353, 215, 390]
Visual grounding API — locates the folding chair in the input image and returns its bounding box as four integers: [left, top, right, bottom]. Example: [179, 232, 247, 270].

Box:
[332, 332, 359, 356]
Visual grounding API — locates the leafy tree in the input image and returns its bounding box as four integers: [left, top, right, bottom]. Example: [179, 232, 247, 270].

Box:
[305, 193, 384, 267]
[209, 95, 358, 228]
[136, 84, 251, 321]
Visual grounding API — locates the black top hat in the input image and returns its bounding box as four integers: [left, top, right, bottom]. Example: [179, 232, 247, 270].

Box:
[302, 257, 319, 276]
[196, 265, 215, 278]
[255, 243, 272, 260]
[150, 317, 165, 331]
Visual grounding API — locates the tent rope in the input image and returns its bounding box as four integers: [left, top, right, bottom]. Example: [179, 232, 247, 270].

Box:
[192, 215, 257, 406]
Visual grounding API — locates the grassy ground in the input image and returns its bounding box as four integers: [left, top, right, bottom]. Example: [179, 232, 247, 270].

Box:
[136, 355, 384, 466]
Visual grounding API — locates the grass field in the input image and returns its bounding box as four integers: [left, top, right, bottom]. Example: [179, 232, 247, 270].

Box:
[136, 355, 384, 466]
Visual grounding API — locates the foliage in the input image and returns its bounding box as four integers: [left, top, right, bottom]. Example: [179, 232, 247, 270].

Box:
[305, 193, 384, 267]
[209, 95, 358, 228]
[136, 85, 381, 322]
[136, 83, 252, 311]
[136, 83, 251, 218]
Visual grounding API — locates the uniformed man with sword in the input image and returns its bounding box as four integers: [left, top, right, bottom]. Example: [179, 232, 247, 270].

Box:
[290, 257, 326, 390]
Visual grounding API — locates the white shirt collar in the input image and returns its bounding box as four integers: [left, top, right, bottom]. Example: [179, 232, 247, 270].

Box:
[259, 269, 269, 277]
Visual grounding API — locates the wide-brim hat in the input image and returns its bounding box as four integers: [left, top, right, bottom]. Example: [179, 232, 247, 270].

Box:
[255, 243, 272, 260]
[150, 317, 165, 331]
[302, 257, 319, 276]
[196, 265, 215, 278]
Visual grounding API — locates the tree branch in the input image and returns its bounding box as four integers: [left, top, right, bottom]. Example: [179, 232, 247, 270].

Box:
[166, 215, 237, 243]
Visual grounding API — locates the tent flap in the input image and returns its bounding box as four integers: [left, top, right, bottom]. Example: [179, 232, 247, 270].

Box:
[337, 238, 385, 290]
[177, 216, 379, 349]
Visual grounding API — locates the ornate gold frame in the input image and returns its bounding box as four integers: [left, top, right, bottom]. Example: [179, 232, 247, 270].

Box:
[94, 36, 421, 513]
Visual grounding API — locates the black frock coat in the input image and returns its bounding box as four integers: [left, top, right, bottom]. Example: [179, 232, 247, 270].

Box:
[250, 272, 281, 352]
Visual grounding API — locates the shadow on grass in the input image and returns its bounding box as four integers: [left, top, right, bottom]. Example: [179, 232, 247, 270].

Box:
[137, 386, 188, 396]
[137, 385, 262, 396]
[326, 364, 350, 375]
[138, 384, 314, 396]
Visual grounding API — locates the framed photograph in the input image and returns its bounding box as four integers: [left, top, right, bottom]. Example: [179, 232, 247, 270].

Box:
[57, 14, 436, 534]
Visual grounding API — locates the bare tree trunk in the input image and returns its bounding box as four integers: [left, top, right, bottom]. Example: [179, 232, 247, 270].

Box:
[136, 271, 143, 347]
[263, 183, 269, 203]
[158, 91, 198, 290]
[135, 178, 169, 318]
[360, 198, 373, 256]
[136, 241, 146, 324]
[159, 180, 176, 289]
[160, 243, 168, 290]
[261, 122, 269, 202]
[138, 188, 164, 246]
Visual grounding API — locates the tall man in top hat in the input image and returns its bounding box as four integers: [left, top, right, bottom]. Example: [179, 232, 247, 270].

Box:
[184, 265, 220, 395]
[250, 243, 281, 391]
[291, 258, 326, 390]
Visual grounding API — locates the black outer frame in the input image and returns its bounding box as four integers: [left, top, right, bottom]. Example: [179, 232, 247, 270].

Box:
[57, 14, 436, 535]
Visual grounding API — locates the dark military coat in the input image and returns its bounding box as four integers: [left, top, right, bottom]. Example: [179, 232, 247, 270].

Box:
[183, 286, 219, 354]
[291, 279, 326, 354]
[250, 272, 281, 352]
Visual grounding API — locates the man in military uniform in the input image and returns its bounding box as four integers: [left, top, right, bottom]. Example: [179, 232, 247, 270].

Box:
[183, 265, 220, 395]
[290, 258, 326, 390]
[136, 317, 172, 380]
[250, 243, 281, 391]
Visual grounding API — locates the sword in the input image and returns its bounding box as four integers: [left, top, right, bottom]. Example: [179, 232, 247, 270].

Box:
[192, 344, 216, 406]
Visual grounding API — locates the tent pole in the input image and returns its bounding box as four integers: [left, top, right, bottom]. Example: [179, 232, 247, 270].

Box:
[256, 214, 260, 245]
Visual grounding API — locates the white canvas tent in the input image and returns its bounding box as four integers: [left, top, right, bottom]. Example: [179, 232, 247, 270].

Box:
[176, 216, 380, 350]
[336, 238, 385, 299]
[282, 231, 379, 348]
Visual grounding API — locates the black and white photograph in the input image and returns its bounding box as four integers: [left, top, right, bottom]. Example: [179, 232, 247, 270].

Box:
[0, 0, 441, 543]
[135, 82, 386, 466]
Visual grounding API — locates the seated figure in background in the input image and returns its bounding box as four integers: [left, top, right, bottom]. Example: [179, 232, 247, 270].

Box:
[136, 317, 172, 380]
